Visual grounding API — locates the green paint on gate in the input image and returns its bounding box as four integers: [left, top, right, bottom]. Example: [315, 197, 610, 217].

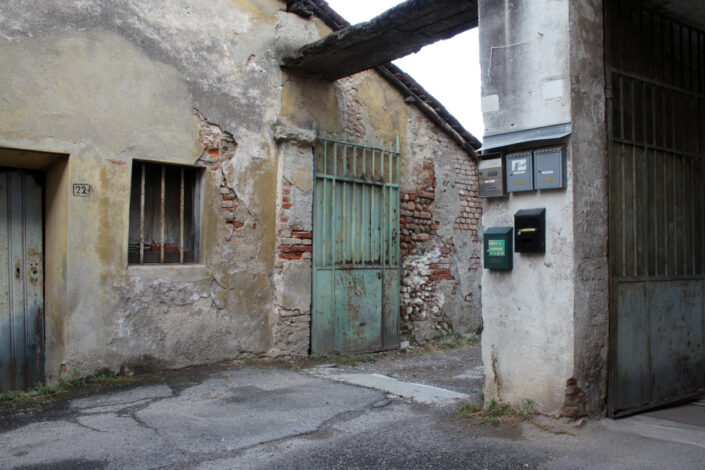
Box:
[312, 134, 400, 354]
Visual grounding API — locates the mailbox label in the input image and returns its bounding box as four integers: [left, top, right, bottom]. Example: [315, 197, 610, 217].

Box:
[488, 239, 505, 257]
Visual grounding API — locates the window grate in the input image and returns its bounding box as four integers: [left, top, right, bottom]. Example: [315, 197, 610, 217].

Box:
[128, 162, 199, 264]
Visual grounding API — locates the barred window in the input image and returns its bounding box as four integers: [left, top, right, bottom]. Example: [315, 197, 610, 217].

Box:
[128, 162, 200, 264]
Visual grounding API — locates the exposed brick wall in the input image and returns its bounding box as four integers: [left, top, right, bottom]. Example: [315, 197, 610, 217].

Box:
[276, 180, 313, 264]
[400, 151, 480, 342]
[195, 109, 254, 240]
[271, 177, 313, 357]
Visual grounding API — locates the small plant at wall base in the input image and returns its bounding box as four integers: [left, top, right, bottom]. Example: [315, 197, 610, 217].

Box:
[434, 332, 481, 350]
[458, 398, 536, 424]
[0, 369, 137, 403]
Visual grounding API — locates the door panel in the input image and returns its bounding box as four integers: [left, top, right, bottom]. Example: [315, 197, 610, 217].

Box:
[312, 136, 400, 354]
[0, 169, 44, 393]
[334, 269, 382, 352]
[607, 1, 705, 416]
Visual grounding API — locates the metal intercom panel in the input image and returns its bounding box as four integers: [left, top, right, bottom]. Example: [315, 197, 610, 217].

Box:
[479, 157, 505, 197]
[506, 151, 533, 192]
[533, 147, 565, 190]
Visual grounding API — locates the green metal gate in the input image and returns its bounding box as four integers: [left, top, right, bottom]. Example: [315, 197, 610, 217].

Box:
[312, 135, 400, 354]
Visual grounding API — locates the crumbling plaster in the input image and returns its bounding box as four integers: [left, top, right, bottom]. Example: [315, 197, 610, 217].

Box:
[479, 0, 610, 417]
[479, 0, 576, 415]
[569, 0, 609, 417]
[0, 0, 481, 380]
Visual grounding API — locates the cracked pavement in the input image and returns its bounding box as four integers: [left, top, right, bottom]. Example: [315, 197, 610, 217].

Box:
[1, 345, 705, 469]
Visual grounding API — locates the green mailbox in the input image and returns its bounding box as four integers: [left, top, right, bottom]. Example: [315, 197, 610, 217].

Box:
[483, 227, 513, 270]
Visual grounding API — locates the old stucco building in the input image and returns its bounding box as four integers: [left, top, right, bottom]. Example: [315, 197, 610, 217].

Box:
[479, 0, 704, 417]
[0, 0, 482, 391]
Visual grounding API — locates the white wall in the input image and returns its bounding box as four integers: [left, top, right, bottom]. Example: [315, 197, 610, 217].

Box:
[479, 0, 576, 414]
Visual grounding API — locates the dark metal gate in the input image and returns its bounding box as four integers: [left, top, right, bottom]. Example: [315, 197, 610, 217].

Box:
[312, 135, 400, 354]
[606, 0, 705, 416]
[0, 168, 44, 393]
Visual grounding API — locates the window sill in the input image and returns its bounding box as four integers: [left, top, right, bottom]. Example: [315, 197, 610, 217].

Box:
[127, 264, 211, 283]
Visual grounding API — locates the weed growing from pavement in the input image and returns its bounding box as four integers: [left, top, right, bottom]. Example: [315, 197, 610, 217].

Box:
[0, 368, 134, 403]
[436, 332, 481, 350]
[458, 397, 536, 425]
[330, 352, 379, 368]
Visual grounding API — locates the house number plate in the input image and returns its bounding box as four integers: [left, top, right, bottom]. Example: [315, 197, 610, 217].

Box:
[73, 183, 91, 197]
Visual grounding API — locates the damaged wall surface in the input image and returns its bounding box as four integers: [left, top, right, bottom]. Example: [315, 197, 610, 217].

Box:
[0, 0, 481, 383]
[478, 0, 608, 417]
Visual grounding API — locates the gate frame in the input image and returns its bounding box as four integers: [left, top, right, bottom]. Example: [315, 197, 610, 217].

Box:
[604, 0, 705, 417]
[311, 133, 401, 354]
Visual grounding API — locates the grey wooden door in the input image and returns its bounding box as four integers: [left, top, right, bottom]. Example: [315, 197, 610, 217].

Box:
[0, 168, 44, 393]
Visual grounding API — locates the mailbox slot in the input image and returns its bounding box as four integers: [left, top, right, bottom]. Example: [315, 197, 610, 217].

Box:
[514, 208, 545, 253]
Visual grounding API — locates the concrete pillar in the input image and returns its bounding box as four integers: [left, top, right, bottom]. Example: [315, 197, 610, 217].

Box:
[478, 0, 608, 416]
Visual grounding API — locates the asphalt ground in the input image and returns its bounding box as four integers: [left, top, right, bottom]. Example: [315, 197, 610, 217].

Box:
[1, 344, 704, 469]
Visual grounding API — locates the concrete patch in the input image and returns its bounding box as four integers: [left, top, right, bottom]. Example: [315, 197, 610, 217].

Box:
[135, 369, 381, 454]
[453, 365, 484, 380]
[602, 415, 705, 449]
[0, 416, 183, 469]
[71, 384, 173, 412]
[308, 367, 469, 404]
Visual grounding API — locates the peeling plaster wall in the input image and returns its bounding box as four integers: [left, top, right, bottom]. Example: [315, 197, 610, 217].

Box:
[479, 0, 575, 415]
[0, 0, 482, 380]
[568, 0, 608, 417]
[479, 0, 610, 417]
[274, 70, 482, 347]
[0, 0, 292, 381]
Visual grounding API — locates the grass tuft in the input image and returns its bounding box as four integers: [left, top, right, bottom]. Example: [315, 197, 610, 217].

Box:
[458, 397, 536, 424]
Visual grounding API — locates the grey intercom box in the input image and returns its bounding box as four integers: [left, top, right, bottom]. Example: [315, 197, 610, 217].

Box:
[479, 157, 505, 197]
[506, 151, 533, 192]
[533, 147, 565, 190]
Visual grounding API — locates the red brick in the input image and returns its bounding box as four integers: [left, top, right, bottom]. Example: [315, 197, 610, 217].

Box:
[223, 195, 234, 201]
[233, 221, 245, 229]
[279, 253, 303, 260]
[208, 148, 219, 156]
[291, 232, 313, 239]
[282, 203, 292, 210]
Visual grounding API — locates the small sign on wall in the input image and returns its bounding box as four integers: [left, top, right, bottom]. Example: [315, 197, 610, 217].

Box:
[72, 183, 91, 197]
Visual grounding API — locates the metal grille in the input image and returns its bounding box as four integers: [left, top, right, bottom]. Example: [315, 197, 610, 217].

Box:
[314, 135, 400, 269]
[606, 0, 705, 416]
[312, 134, 400, 354]
[128, 162, 200, 264]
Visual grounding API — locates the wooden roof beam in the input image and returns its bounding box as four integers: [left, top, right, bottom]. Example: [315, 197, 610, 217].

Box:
[282, 0, 478, 81]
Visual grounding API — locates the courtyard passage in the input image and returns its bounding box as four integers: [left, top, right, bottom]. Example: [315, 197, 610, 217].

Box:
[1, 342, 704, 469]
